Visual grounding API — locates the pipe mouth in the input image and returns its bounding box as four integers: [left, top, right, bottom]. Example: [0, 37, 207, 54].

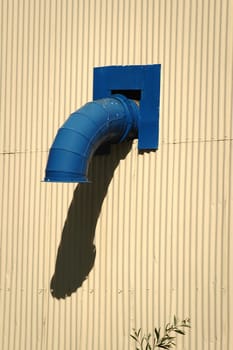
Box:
[44, 171, 89, 183]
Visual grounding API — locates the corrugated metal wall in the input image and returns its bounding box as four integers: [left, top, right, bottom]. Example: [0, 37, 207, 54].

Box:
[0, 0, 232, 349]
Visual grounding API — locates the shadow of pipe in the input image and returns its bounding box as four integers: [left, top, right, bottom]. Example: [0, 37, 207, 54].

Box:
[50, 141, 133, 299]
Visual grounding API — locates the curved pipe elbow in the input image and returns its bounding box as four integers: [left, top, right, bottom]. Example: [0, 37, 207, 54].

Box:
[44, 95, 139, 183]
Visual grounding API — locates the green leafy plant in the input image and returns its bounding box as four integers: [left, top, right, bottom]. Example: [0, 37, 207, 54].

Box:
[130, 316, 191, 350]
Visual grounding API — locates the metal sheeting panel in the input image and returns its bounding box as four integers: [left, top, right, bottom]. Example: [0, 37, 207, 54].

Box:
[0, 0, 232, 349]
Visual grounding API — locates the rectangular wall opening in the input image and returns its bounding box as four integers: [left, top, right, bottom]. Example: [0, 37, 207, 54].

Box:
[111, 89, 141, 101]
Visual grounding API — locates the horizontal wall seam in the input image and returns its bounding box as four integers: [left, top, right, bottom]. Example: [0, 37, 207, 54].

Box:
[1, 138, 232, 155]
[0, 150, 49, 155]
[162, 138, 233, 145]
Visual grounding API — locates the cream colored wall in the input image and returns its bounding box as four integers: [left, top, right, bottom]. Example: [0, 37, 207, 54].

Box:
[0, 0, 233, 349]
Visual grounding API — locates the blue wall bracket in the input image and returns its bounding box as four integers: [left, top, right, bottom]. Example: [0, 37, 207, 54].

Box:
[93, 64, 161, 150]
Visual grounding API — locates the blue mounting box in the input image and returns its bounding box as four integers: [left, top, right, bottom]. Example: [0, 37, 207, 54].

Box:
[93, 64, 161, 150]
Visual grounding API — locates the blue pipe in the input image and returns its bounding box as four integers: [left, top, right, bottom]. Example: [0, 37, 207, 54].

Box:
[44, 95, 139, 183]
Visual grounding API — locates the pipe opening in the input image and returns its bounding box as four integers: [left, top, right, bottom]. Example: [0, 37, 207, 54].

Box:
[111, 89, 141, 103]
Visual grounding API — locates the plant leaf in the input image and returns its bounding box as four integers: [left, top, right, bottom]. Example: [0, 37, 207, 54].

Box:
[157, 345, 170, 349]
[130, 334, 139, 342]
[174, 329, 185, 335]
[154, 327, 160, 342]
[146, 343, 152, 350]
